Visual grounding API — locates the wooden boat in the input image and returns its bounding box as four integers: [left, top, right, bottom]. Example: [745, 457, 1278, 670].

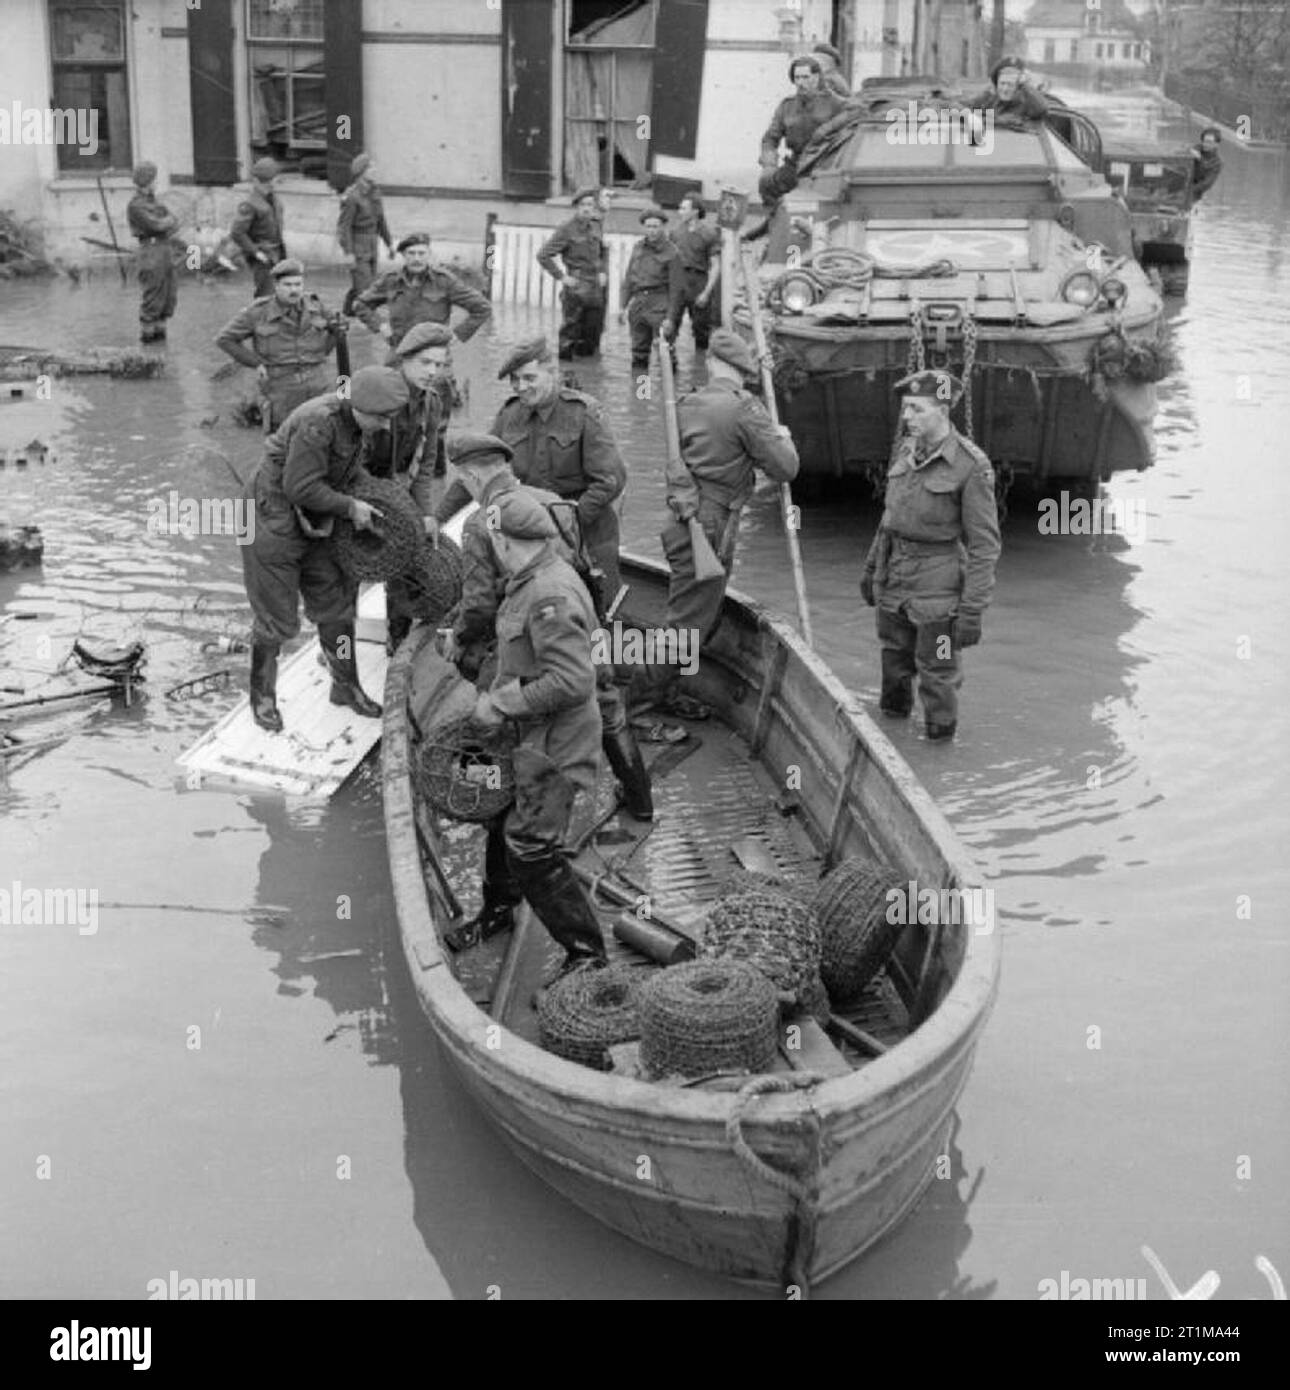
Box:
[381, 554, 1000, 1290]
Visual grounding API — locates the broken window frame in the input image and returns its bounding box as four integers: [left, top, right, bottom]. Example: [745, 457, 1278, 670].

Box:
[245, 0, 327, 174]
[48, 0, 132, 172]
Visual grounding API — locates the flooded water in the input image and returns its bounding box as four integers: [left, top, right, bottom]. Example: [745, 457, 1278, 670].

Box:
[3, 143, 1288, 1301]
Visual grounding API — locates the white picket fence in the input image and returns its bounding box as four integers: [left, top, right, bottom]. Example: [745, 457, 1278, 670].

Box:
[489, 223, 640, 317]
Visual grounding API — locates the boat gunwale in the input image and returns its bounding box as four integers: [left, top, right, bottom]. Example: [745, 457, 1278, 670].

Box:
[382, 551, 1001, 1131]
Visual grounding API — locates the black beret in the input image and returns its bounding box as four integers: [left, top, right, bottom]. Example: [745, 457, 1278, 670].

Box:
[497, 337, 553, 379]
[396, 233, 430, 252]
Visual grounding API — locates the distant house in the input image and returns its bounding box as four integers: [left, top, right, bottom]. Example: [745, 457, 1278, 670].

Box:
[1023, 0, 1151, 75]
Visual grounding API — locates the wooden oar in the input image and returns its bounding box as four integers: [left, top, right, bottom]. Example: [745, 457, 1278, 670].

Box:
[738, 244, 814, 648]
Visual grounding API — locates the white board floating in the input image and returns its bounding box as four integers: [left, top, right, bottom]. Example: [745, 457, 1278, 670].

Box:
[177, 587, 388, 798]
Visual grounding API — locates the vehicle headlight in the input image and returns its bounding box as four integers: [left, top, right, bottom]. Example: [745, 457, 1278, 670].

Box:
[779, 273, 817, 314]
[1100, 276, 1127, 307]
[1060, 270, 1101, 307]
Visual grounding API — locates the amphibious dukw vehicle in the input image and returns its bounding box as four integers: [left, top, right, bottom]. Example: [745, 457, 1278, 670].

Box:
[755, 84, 1171, 497]
[1100, 134, 1198, 296]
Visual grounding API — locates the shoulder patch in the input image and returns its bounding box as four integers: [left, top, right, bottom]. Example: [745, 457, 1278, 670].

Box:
[531, 596, 568, 625]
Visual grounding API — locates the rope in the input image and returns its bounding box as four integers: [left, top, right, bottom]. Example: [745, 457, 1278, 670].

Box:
[725, 1073, 823, 1203]
[961, 312, 978, 441]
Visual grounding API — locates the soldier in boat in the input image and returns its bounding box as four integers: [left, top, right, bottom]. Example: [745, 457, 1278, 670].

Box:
[460, 482, 610, 979]
[758, 56, 849, 206]
[241, 366, 409, 733]
[860, 370, 1002, 741]
[968, 56, 1049, 125]
[1191, 128, 1223, 201]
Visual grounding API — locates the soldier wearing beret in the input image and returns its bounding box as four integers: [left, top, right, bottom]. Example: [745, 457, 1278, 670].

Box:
[759, 58, 847, 204]
[812, 43, 851, 99]
[636, 327, 799, 719]
[622, 208, 681, 375]
[968, 56, 1048, 124]
[241, 366, 410, 733]
[372, 323, 457, 650]
[860, 370, 1001, 740]
[353, 232, 490, 348]
[230, 157, 286, 299]
[337, 153, 394, 315]
[462, 485, 609, 977]
[216, 259, 342, 432]
[537, 188, 609, 361]
[437, 337, 627, 604]
[126, 162, 179, 344]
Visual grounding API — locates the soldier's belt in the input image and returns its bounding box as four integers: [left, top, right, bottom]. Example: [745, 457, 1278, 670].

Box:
[264, 363, 330, 380]
[886, 532, 961, 551]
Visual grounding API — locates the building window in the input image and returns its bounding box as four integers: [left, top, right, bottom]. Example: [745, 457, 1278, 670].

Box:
[1095, 42, 1103, 59]
[1133, 43, 1142, 60]
[246, 0, 327, 177]
[49, 0, 130, 171]
[1043, 39, 1056, 63]
[564, 0, 656, 192]
[1069, 40, 1079, 62]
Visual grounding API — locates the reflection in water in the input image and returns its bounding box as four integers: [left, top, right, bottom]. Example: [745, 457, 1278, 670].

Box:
[2, 132, 1288, 1298]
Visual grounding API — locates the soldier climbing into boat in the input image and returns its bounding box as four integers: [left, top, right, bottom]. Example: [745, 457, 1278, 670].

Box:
[632, 329, 799, 722]
[241, 366, 409, 733]
[861, 369, 1001, 742]
[431, 437, 651, 959]
[451, 477, 610, 979]
[126, 162, 180, 345]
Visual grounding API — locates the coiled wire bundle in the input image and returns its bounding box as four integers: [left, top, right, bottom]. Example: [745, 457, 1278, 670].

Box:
[333, 476, 425, 582]
[400, 534, 464, 624]
[700, 881, 821, 1008]
[811, 858, 900, 1006]
[414, 711, 516, 823]
[639, 960, 779, 1080]
[538, 964, 643, 1070]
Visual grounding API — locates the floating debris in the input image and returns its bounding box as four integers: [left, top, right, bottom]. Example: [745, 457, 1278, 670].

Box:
[0, 345, 165, 380]
[0, 523, 43, 571]
[165, 669, 233, 702]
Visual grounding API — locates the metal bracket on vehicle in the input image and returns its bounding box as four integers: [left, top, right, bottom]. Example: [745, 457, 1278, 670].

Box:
[923, 302, 962, 355]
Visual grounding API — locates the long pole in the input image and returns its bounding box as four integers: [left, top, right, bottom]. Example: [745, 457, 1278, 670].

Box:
[96, 175, 128, 286]
[738, 245, 814, 649]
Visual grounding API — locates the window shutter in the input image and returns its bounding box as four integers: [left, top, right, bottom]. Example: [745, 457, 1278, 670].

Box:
[325, 0, 364, 192]
[187, 0, 238, 184]
[650, 0, 708, 161]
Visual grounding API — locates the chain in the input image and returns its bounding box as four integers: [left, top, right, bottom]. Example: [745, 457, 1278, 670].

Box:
[960, 312, 978, 441]
[906, 300, 925, 373]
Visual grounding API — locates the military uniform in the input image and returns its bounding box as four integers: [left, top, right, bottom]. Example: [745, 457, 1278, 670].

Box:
[216, 292, 339, 431]
[241, 394, 373, 647]
[438, 387, 626, 605]
[863, 427, 1001, 736]
[759, 90, 847, 200]
[337, 177, 392, 312]
[126, 175, 178, 340]
[230, 186, 286, 298]
[1192, 148, 1222, 200]
[353, 266, 490, 345]
[668, 219, 721, 350]
[537, 216, 608, 359]
[623, 235, 681, 372]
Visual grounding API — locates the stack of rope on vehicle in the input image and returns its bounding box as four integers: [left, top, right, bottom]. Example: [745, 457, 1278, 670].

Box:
[414, 710, 516, 823]
[333, 476, 424, 582]
[401, 533, 463, 624]
[538, 964, 644, 1070]
[639, 960, 780, 1080]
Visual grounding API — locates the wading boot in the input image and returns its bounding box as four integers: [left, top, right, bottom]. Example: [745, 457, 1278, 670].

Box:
[318, 621, 381, 718]
[517, 854, 608, 1006]
[444, 823, 521, 953]
[925, 722, 957, 741]
[601, 725, 654, 821]
[249, 642, 283, 733]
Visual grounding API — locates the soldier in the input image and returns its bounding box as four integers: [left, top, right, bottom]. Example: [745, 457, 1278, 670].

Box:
[635, 328, 799, 720]
[667, 192, 721, 353]
[126, 162, 179, 344]
[373, 322, 456, 651]
[459, 485, 609, 978]
[622, 208, 680, 376]
[353, 232, 490, 348]
[759, 57, 847, 205]
[241, 366, 410, 733]
[860, 370, 1001, 741]
[436, 337, 626, 604]
[1191, 127, 1223, 201]
[215, 258, 341, 432]
[968, 56, 1049, 125]
[812, 42, 852, 99]
[230, 157, 286, 299]
[337, 152, 394, 315]
[537, 187, 609, 361]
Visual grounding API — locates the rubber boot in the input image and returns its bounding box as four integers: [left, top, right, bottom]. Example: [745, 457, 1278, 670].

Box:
[318, 621, 381, 717]
[444, 822, 521, 952]
[514, 854, 607, 969]
[386, 612, 412, 656]
[249, 642, 283, 733]
[601, 725, 654, 821]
